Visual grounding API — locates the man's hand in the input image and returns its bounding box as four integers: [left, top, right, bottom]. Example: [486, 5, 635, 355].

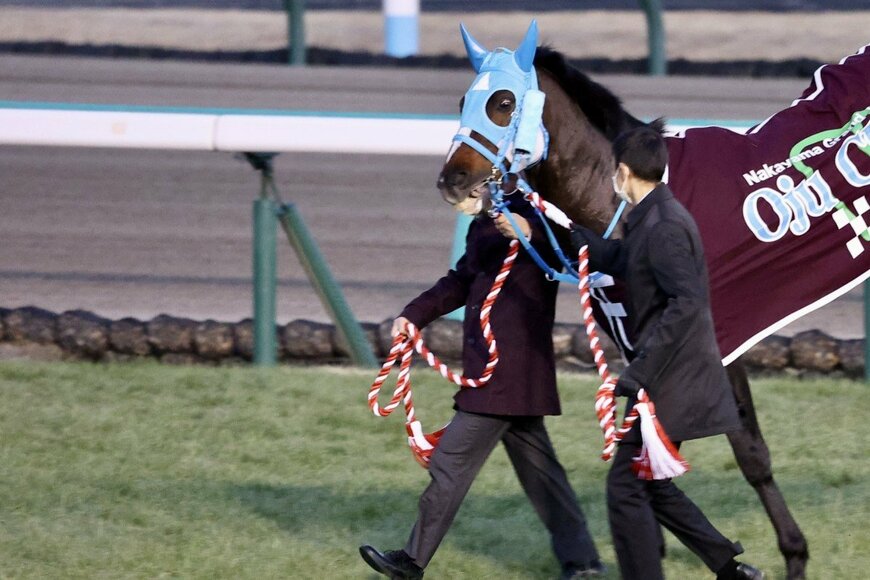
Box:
[494, 213, 531, 240]
[569, 225, 595, 252]
[615, 376, 640, 397]
[391, 316, 412, 338]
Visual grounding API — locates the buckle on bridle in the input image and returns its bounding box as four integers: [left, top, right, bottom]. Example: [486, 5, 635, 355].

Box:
[500, 171, 524, 196]
[489, 165, 523, 197]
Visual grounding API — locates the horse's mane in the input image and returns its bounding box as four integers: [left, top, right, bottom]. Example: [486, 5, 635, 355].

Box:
[534, 47, 661, 140]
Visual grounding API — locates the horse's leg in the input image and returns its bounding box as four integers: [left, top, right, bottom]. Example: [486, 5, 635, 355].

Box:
[725, 360, 808, 579]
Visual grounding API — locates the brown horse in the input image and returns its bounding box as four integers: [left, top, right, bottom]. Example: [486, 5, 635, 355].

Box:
[438, 46, 809, 579]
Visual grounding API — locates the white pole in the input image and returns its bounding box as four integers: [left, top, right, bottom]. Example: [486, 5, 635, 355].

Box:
[384, 0, 419, 58]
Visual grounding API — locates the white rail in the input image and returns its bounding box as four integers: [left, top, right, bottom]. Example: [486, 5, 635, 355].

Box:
[0, 102, 754, 154]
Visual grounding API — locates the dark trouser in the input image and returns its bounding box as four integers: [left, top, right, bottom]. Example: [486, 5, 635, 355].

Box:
[607, 441, 743, 580]
[404, 410, 599, 569]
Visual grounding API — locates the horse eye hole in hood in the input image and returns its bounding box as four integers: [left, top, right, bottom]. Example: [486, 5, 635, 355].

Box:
[486, 90, 516, 127]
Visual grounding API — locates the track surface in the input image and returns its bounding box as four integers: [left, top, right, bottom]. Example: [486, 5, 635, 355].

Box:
[0, 56, 861, 336]
[0, 1, 866, 10]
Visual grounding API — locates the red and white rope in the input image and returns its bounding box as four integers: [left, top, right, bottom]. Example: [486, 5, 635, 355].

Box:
[524, 190, 574, 230]
[367, 240, 520, 467]
[577, 244, 689, 479]
[368, 182, 686, 479]
[577, 245, 639, 460]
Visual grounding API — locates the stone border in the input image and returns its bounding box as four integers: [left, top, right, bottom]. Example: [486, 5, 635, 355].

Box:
[0, 306, 864, 378]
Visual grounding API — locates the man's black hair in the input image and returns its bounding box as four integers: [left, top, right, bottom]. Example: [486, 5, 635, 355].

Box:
[612, 122, 668, 182]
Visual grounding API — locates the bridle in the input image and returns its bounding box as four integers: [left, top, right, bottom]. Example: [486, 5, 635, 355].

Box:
[451, 56, 626, 285]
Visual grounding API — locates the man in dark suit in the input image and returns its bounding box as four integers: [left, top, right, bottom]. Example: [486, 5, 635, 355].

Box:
[360, 197, 603, 579]
[571, 126, 763, 580]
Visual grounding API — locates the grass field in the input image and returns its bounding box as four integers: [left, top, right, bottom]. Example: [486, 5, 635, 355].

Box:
[0, 361, 867, 579]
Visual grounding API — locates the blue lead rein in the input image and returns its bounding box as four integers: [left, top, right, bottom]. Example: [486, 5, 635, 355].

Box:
[494, 198, 580, 285]
[492, 180, 627, 285]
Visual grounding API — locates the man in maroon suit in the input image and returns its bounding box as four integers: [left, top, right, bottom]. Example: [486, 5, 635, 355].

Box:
[360, 198, 603, 579]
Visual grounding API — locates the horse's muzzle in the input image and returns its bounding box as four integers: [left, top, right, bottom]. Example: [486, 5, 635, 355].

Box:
[437, 169, 472, 205]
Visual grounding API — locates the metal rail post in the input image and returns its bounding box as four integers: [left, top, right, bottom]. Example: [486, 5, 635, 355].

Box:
[252, 163, 278, 366]
[638, 0, 666, 76]
[284, 0, 306, 66]
[242, 153, 377, 369]
[276, 204, 378, 368]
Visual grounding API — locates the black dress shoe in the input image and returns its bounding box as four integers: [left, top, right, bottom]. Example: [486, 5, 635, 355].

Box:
[359, 545, 424, 579]
[561, 559, 607, 579]
[718, 559, 764, 580]
[734, 562, 765, 580]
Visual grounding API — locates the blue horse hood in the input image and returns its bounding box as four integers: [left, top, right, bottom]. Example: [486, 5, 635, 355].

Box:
[458, 48, 540, 151]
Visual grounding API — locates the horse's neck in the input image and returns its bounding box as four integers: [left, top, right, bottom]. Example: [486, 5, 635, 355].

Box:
[528, 72, 622, 236]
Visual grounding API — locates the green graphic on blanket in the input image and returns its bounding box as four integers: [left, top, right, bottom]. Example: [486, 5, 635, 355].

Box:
[789, 107, 870, 179]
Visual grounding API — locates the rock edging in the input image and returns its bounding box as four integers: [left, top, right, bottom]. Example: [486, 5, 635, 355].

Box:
[0, 306, 864, 378]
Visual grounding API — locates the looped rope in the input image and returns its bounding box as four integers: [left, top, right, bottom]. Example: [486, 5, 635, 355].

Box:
[367, 240, 520, 467]
[577, 246, 638, 460]
[577, 245, 689, 479]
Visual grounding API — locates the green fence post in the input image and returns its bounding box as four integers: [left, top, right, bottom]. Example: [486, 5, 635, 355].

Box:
[242, 153, 376, 368]
[284, 0, 306, 66]
[253, 175, 278, 366]
[638, 0, 666, 76]
[277, 202, 379, 368]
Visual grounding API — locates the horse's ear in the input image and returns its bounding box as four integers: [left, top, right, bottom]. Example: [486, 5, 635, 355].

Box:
[514, 20, 538, 72]
[460, 23, 488, 73]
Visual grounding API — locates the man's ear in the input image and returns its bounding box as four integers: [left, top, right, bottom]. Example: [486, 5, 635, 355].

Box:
[617, 162, 631, 181]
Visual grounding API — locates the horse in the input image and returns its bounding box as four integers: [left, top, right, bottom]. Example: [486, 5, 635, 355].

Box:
[437, 28, 810, 580]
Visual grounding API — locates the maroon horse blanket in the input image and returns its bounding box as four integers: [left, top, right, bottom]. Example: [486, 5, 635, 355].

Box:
[663, 44, 870, 364]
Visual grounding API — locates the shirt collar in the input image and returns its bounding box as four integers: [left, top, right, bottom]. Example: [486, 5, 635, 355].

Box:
[626, 182, 672, 231]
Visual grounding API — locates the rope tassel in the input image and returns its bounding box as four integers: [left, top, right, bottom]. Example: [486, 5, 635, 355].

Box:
[406, 421, 446, 467]
[577, 245, 689, 480]
[367, 240, 520, 468]
[631, 389, 689, 480]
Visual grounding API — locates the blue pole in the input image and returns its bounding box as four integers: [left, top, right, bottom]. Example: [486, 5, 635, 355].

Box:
[384, 0, 419, 58]
[444, 213, 473, 321]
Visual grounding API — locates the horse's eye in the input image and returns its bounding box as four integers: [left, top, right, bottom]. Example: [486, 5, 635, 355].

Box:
[499, 99, 513, 110]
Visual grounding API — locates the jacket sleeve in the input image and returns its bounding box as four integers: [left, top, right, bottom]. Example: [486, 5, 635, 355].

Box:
[617, 220, 707, 396]
[399, 225, 476, 329]
[569, 225, 628, 277]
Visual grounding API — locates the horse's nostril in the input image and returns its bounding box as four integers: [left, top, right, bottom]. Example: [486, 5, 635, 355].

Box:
[438, 170, 470, 204]
[440, 188, 460, 204]
[440, 170, 468, 189]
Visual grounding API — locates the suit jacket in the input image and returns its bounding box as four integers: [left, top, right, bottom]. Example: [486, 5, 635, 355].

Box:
[584, 183, 740, 442]
[400, 200, 562, 416]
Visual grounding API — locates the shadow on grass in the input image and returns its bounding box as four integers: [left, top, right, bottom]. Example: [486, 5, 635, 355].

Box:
[228, 481, 567, 574]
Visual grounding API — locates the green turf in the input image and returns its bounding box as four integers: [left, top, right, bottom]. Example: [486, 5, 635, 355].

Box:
[0, 361, 866, 579]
